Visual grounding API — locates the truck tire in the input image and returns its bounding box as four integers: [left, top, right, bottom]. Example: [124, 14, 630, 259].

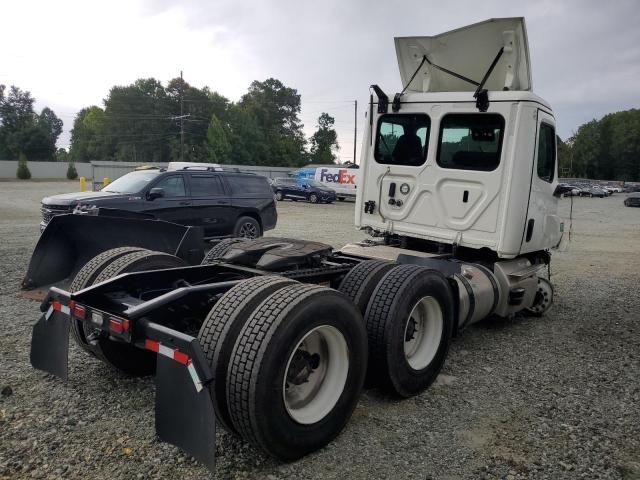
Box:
[90, 250, 188, 376]
[69, 246, 148, 355]
[364, 265, 454, 397]
[233, 216, 261, 239]
[198, 276, 297, 434]
[226, 284, 367, 460]
[201, 238, 248, 265]
[338, 259, 396, 315]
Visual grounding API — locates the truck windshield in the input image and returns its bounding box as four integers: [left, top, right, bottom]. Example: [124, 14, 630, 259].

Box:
[102, 171, 160, 193]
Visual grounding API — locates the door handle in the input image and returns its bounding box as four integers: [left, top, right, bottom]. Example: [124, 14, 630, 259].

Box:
[179, 201, 191, 206]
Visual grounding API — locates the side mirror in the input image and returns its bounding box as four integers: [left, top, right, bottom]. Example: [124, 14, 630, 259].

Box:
[303, 184, 309, 190]
[147, 187, 164, 200]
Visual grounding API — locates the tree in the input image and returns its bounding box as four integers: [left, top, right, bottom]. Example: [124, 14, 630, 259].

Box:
[0, 85, 36, 159]
[16, 152, 31, 179]
[55, 147, 70, 163]
[206, 114, 231, 163]
[569, 109, 640, 181]
[0, 85, 62, 161]
[309, 113, 339, 164]
[39, 107, 63, 143]
[69, 106, 107, 161]
[235, 78, 307, 167]
[66, 161, 78, 180]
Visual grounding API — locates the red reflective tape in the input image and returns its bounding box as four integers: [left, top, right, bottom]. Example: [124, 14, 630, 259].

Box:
[173, 350, 190, 366]
[72, 305, 86, 320]
[122, 319, 130, 332]
[144, 339, 160, 353]
[109, 318, 123, 333]
[52, 301, 62, 312]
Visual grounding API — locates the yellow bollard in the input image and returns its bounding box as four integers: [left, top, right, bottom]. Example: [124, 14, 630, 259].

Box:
[103, 176, 110, 187]
[79, 177, 86, 192]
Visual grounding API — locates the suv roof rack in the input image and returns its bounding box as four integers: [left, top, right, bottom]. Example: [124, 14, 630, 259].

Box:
[167, 161, 222, 172]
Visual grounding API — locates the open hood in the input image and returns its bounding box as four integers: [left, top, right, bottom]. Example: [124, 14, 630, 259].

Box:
[395, 17, 532, 93]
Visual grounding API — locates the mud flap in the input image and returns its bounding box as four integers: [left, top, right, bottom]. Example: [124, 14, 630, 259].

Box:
[30, 307, 70, 380]
[22, 214, 204, 291]
[155, 354, 216, 472]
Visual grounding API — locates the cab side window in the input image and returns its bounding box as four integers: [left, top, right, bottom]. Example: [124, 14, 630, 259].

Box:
[155, 175, 186, 197]
[537, 123, 556, 183]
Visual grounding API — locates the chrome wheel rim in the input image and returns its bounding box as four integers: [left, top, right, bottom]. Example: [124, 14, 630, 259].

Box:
[283, 325, 349, 425]
[403, 296, 443, 370]
[529, 278, 553, 314]
[238, 222, 258, 238]
[310, 194, 318, 203]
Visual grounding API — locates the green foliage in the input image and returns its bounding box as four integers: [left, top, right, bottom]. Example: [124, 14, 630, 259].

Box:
[206, 114, 231, 163]
[567, 109, 640, 181]
[16, 153, 31, 179]
[66, 161, 78, 180]
[309, 113, 339, 164]
[0, 85, 62, 161]
[55, 148, 69, 163]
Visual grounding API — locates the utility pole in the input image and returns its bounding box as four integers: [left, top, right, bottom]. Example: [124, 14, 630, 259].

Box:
[353, 100, 357, 164]
[180, 70, 184, 162]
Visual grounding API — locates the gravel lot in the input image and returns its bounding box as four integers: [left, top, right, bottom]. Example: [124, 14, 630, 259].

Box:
[1, 181, 639, 480]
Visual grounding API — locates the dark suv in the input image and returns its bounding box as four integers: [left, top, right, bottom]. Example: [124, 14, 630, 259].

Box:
[271, 177, 337, 203]
[40, 167, 277, 239]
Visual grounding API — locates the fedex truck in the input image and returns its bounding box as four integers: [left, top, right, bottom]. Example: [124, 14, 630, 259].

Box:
[292, 166, 359, 201]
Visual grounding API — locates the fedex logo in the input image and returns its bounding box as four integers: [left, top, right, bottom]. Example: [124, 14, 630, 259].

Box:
[319, 168, 356, 185]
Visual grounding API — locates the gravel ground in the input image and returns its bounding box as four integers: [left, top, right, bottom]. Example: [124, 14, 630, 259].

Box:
[0, 181, 639, 480]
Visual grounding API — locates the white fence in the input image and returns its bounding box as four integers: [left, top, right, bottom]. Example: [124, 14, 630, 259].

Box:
[0, 160, 295, 184]
[0, 161, 92, 180]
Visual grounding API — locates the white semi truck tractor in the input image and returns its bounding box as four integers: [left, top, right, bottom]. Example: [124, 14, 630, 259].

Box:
[28, 17, 563, 474]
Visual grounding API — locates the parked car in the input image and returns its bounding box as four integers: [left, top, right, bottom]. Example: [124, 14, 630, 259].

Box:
[579, 186, 607, 198]
[556, 183, 580, 196]
[271, 177, 337, 203]
[624, 193, 640, 207]
[40, 166, 277, 239]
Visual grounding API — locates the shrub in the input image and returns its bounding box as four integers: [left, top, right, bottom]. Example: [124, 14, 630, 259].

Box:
[66, 162, 78, 180]
[16, 153, 31, 180]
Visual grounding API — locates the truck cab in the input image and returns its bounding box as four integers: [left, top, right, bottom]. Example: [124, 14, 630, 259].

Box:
[355, 17, 563, 259]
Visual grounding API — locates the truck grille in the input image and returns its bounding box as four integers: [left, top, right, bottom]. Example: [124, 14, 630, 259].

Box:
[41, 204, 72, 224]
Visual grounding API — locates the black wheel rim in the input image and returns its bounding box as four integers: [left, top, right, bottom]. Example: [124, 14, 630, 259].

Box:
[239, 222, 258, 238]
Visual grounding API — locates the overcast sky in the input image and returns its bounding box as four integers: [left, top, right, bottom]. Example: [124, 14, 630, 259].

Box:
[1, 0, 639, 161]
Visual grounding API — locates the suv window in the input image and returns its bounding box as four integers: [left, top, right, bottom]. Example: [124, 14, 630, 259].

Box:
[437, 114, 505, 171]
[190, 175, 225, 196]
[226, 175, 271, 195]
[154, 175, 186, 197]
[537, 123, 556, 183]
[375, 114, 430, 166]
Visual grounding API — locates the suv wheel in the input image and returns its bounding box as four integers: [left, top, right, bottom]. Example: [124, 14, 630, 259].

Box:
[308, 193, 319, 204]
[275, 191, 284, 201]
[234, 216, 261, 239]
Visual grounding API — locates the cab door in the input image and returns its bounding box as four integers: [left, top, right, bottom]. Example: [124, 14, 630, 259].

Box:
[520, 110, 562, 253]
